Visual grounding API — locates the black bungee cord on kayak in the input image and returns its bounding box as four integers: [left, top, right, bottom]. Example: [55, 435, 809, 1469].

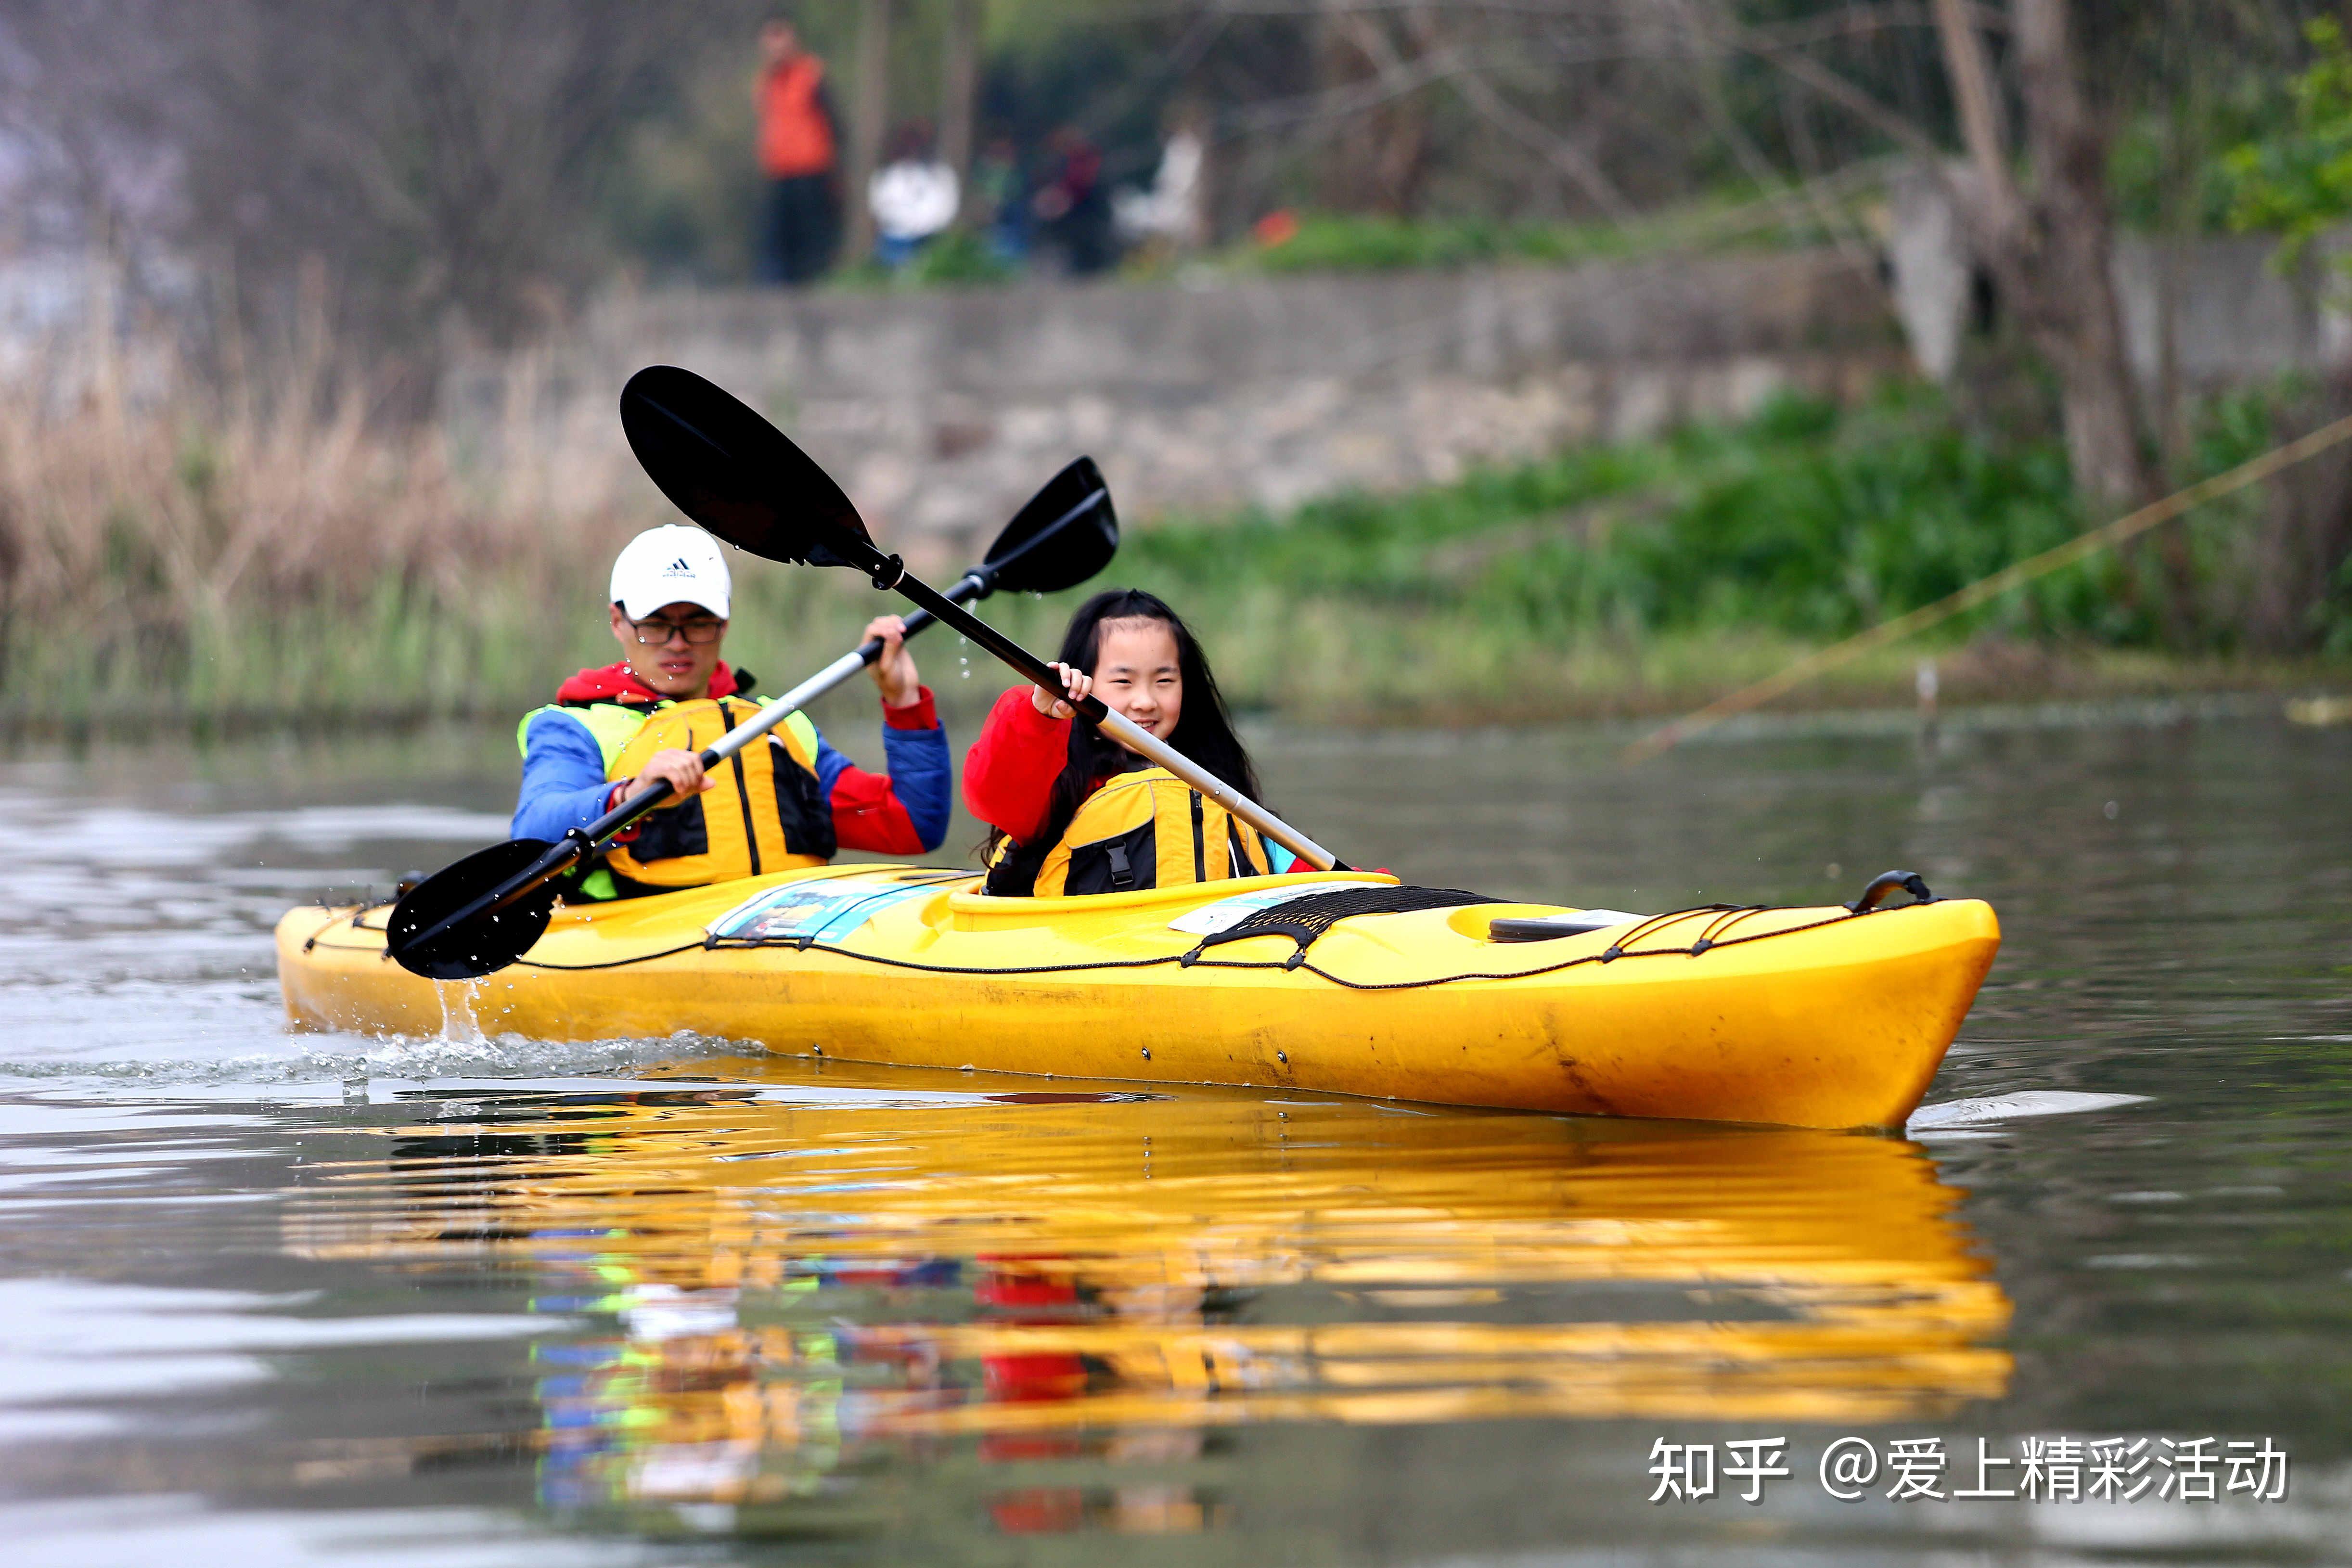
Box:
[305, 870, 1939, 991]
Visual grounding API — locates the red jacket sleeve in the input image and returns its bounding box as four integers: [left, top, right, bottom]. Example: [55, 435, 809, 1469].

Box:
[826, 688, 947, 856]
[829, 767, 922, 854]
[963, 686, 1071, 845]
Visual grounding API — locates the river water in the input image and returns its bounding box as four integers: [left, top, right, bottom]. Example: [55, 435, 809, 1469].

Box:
[2, 703, 2348, 1566]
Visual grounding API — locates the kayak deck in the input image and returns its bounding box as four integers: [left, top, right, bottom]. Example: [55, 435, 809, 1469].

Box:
[277, 865, 2000, 1130]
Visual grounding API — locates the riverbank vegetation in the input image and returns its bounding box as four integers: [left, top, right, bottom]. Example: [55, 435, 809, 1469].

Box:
[1115, 382, 2352, 721]
[8, 5, 2352, 737]
[5, 346, 2344, 736]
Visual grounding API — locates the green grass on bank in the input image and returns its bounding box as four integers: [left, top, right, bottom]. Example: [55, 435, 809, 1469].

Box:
[1210, 196, 1856, 278]
[1233, 211, 1639, 274]
[0, 563, 933, 735]
[6, 381, 2344, 734]
[1104, 383, 2328, 720]
[826, 189, 1868, 295]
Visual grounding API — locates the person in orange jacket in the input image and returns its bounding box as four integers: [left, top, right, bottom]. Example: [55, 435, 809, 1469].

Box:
[754, 14, 842, 285]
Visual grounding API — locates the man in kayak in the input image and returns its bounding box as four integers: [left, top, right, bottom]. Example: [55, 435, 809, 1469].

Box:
[514, 525, 950, 899]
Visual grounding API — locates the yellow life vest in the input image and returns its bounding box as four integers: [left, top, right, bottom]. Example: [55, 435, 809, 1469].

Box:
[602, 697, 837, 890]
[1031, 767, 1270, 897]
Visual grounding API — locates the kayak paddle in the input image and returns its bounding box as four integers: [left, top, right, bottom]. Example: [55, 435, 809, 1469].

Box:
[385, 453, 1118, 980]
[619, 364, 1349, 875]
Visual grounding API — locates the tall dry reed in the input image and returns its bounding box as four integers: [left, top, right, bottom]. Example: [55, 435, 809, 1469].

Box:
[0, 275, 1071, 733]
[0, 279, 641, 728]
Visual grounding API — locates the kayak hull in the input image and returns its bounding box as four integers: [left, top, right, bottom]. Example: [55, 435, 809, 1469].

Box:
[275, 866, 2000, 1130]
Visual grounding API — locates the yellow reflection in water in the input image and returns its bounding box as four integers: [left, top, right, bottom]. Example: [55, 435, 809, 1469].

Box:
[283, 1056, 2009, 1529]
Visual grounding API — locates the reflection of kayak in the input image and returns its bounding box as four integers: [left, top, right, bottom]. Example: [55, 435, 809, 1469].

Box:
[276, 865, 2000, 1129]
[284, 1060, 2011, 1470]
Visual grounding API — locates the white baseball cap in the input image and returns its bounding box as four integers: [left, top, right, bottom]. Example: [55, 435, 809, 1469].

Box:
[610, 525, 732, 620]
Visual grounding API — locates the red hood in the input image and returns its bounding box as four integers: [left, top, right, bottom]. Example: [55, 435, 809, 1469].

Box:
[555, 661, 751, 706]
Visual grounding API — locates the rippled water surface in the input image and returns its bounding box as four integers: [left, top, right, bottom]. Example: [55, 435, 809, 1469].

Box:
[3, 707, 2349, 1566]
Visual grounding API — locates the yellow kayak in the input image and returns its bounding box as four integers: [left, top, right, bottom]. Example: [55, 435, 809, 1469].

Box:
[277, 865, 1998, 1130]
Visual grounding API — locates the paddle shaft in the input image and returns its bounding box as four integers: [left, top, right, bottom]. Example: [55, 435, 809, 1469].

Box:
[882, 571, 1347, 872]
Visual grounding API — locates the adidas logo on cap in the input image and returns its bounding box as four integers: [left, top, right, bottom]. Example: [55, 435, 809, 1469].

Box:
[662, 557, 695, 576]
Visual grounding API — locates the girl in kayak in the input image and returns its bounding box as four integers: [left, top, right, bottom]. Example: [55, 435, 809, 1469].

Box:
[965, 588, 1291, 896]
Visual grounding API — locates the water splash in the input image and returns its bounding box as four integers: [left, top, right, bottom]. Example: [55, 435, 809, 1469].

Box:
[1908, 1090, 2151, 1132]
[0, 1031, 721, 1092]
[435, 978, 488, 1046]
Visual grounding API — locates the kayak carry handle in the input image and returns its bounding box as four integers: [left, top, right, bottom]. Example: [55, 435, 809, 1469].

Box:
[1847, 870, 1934, 914]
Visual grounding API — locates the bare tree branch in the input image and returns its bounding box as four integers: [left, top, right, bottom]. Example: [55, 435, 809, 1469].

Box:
[1933, 0, 2025, 243]
[1448, 66, 1632, 220]
[1716, 15, 1951, 167]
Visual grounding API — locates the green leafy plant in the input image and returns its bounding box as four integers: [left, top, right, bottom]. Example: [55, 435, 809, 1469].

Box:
[1097, 382, 2320, 718]
[2223, 18, 2352, 274]
[906, 228, 1016, 286]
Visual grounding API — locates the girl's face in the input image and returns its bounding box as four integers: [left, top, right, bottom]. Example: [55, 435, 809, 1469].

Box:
[1091, 618, 1183, 740]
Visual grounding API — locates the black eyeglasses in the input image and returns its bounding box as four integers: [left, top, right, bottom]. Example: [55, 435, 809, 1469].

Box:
[629, 615, 725, 645]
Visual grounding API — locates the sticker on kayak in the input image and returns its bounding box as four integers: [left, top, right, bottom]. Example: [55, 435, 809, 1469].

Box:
[1166, 879, 1378, 936]
[708, 878, 948, 946]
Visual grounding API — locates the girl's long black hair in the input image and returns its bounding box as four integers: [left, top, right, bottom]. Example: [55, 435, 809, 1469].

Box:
[984, 589, 1260, 894]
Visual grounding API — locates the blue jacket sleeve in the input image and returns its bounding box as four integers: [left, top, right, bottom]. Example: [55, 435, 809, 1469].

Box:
[880, 717, 952, 851]
[514, 710, 617, 842]
[810, 712, 953, 854]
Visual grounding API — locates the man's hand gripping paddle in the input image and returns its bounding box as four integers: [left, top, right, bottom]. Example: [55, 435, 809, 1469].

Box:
[617, 364, 1348, 877]
[386, 443, 1118, 980]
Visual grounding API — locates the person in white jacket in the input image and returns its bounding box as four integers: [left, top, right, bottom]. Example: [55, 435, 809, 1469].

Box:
[1114, 127, 1205, 251]
[869, 123, 959, 270]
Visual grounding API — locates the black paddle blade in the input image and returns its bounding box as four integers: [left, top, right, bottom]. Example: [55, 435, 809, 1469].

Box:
[618, 365, 878, 571]
[983, 456, 1118, 594]
[387, 839, 562, 981]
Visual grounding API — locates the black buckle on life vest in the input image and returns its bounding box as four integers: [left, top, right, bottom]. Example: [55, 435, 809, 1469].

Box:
[1106, 843, 1134, 891]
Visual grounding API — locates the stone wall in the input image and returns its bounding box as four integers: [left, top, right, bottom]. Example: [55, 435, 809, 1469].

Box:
[442, 251, 1903, 561]
[1884, 162, 2352, 392]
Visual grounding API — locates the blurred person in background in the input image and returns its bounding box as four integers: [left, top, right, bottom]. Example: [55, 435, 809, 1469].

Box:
[1032, 126, 1116, 277]
[971, 136, 1030, 266]
[868, 122, 959, 271]
[754, 13, 841, 285]
[1114, 107, 1207, 256]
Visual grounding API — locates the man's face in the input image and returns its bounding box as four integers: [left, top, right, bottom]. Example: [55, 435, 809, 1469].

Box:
[761, 21, 798, 63]
[611, 601, 728, 700]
